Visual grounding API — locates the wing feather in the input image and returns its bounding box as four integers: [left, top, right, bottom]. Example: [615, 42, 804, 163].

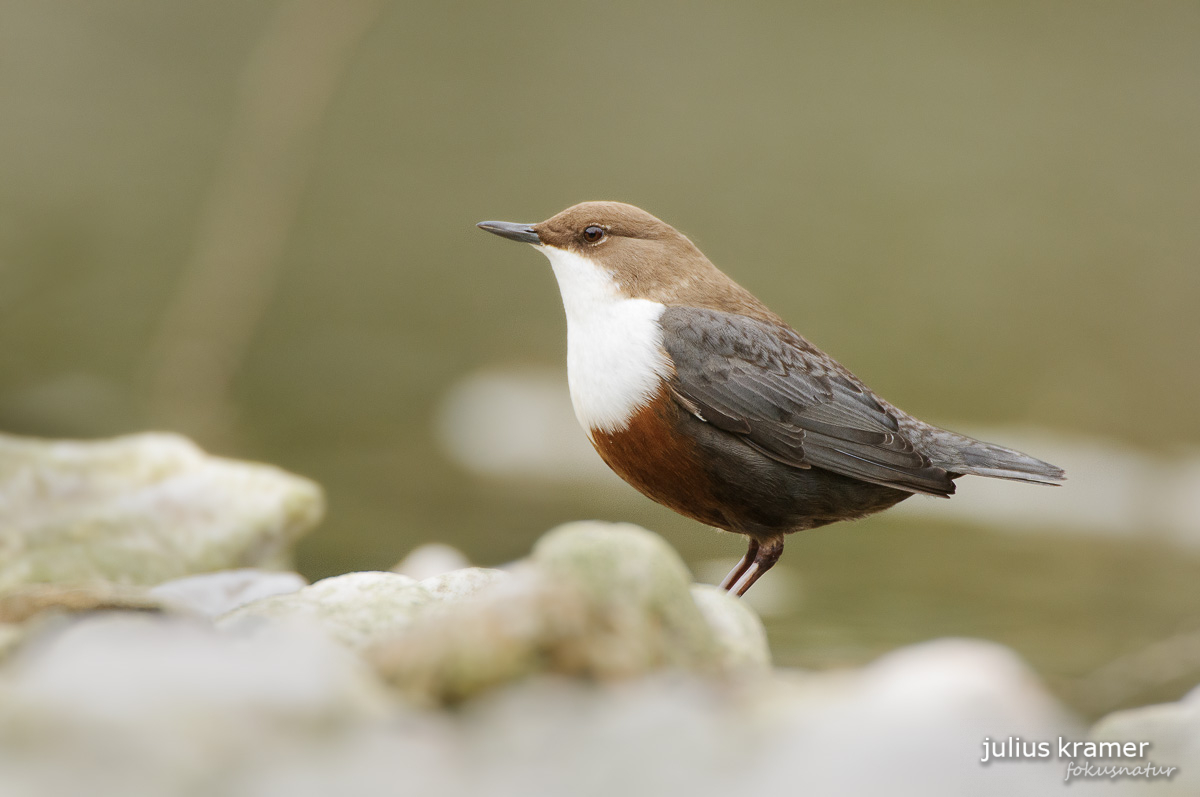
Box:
[660, 307, 954, 497]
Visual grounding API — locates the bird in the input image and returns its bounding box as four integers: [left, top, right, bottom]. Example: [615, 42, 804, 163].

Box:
[477, 202, 1064, 597]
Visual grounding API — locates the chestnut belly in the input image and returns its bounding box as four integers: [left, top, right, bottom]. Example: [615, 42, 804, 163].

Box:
[587, 389, 911, 538]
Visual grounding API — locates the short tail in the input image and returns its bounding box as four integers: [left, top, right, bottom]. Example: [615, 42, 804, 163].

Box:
[918, 428, 1066, 486]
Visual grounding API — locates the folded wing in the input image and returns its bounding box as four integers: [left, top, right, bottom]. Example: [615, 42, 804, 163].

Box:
[660, 306, 955, 497]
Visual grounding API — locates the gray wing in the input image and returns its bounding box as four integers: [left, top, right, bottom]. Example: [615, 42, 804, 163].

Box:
[660, 306, 955, 497]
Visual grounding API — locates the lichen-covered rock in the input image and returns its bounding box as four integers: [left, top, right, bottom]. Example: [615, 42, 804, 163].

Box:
[149, 569, 308, 619]
[369, 570, 589, 703]
[531, 521, 719, 673]
[0, 432, 324, 589]
[419, 566, 509, 601]
[690, 584, 770, 670]
[216, 571, 434, 650]
[370, 522, 746, 703]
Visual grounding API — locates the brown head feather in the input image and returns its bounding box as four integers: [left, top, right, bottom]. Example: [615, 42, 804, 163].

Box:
[533, 201, 784, 325]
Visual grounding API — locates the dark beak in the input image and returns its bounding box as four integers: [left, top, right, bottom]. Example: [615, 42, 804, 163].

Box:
[476, 220, 540, 245]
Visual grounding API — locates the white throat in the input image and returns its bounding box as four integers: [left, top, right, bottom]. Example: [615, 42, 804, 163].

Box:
[534, 245, 669, 434]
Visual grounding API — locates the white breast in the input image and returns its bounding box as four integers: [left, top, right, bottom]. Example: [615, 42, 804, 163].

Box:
[535, 246, 670, 435]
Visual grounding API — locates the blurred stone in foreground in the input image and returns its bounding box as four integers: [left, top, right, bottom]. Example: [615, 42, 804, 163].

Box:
[1090, 691, 1200, 796]
[6, 611, 1180, 796]
[0, 432, 324, 588]
[0, 520, 1194, 795]
[0, 613, 391, 797]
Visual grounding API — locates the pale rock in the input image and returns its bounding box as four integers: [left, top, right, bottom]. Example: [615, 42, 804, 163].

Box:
[0, 432, 323, 589]
[216, 571, 433, 650]
[0, 612, 386, 726]
[1088, 691, 1200, 794]
[370, 568, 590, 704]
[392, 543, 472, 579]
[149, 569, 308, 619]
[0, 599, 1115, 797]
[0, 612, 390, 797]
[531, 521, 718, 673]
[419, 567, 509, 601]
[0, 513, 1125, 797]
[689, 584, 770, 669]
[750, 638, 1080, 796]
[371, 522, 730, 703]
[0, 583, 163, 624]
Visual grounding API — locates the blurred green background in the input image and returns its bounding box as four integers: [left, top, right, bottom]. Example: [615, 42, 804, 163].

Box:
[1, 1, 1197, 717]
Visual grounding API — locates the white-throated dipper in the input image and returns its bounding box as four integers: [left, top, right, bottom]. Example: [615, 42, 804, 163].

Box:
[477, 202, 1065, 596]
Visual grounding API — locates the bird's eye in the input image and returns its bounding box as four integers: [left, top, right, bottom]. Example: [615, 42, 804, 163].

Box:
[583, 226, 605, 243]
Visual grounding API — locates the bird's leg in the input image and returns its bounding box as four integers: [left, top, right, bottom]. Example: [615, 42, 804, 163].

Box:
[719, 538, 759, 591]
[729, 535, 784, 597]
